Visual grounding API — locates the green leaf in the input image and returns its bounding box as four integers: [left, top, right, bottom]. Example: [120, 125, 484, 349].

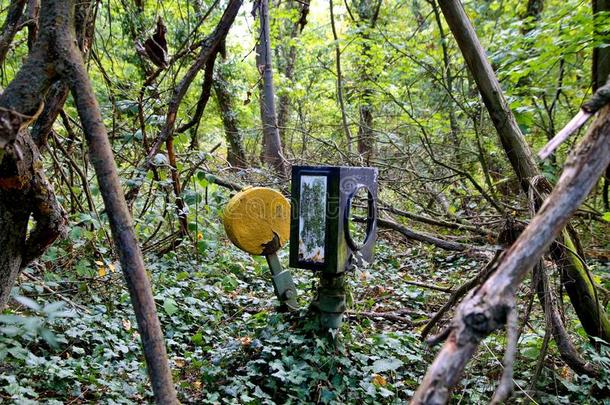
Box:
[372, 357, 403, 373]
[14, 296, 41, 311]
[163, 299, 179, 316]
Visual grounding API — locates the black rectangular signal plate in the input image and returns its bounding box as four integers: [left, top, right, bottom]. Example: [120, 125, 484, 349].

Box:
[289, 166, 377, 274]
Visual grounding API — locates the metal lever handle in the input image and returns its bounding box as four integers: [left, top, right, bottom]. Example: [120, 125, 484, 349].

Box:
[265, 253, 299, 311]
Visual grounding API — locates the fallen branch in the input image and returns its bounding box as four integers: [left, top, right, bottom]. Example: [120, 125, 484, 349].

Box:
[347, 309, 429, 326]
[379, 203, 493, 237]
[21, 272, 91, 314]
[401, 279, 453, 293]
[534, 262, 599, 377]
[377, 217, 470, 252]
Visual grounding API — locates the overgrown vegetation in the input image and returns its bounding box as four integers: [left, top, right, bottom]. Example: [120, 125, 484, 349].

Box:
[0, 0, 609, 403]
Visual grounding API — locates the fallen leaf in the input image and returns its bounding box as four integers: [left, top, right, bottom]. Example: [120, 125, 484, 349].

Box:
[372, 374, 387, 387]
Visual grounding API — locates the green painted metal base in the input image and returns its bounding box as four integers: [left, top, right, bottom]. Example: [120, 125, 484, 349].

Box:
[264, 253, 348, 329]
[311, 275, 346, 329]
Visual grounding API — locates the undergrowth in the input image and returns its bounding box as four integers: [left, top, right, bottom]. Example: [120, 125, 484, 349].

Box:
[1, 237, 610, 403]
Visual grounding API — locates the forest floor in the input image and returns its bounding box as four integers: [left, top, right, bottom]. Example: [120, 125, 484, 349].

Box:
[1, 225, 610, 404]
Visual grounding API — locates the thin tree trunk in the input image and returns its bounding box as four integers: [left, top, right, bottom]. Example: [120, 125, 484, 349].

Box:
[593, 0, 610, 91]
[24, 0, 41, 49]
[53, 1, 177, 401]
[431, 0, 460, 149]
[0, 1, 177, 401]
[437, 0, 538, 193]
[593, 0, 610, 210]
[329, 0, 352, 151]
[0, 0, 27, 64]
[256, 0, 286, 175]
[214, 65, 247, 167]
[357, 93, 374, 164]
[354, 0, 381, 164]
[276, 0, 309, 149]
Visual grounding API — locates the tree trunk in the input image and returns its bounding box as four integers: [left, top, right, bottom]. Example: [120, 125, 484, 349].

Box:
[214, 64, 247, 167]
[256, 0, 286, 175]
[357, 95, 374, 164]
[412, 104, 610, 405]
[329, 0, 352, 151]
[54, 1, 177, 401]
[354, 0, 382, 164]
[431, 0, 460, 150]
[0, 1, 177, 402]
[593, 0, 610, 91]
[0, 202, 29, 307]
[0, 0, 67, 308]
[438, 0, 610, 343]
[437, 0, 538, 193]
[0, 0, 27, 64]
[593, 0, 610, 210]
[276, 0, 309, 150]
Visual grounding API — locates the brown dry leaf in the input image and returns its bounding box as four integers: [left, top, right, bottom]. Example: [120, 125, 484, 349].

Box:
[372, 285, 386, 296]
[560, 365, 572, 380]
[372, 374, 387, 387]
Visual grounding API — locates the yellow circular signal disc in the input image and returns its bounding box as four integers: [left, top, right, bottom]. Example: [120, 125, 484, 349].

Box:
[223, 187, 290, 255]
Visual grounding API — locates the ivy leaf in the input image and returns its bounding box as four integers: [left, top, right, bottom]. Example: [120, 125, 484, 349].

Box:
[372, 357, 403, 373]
[163, 299, 178, 316]
[14, 296, 40, 311]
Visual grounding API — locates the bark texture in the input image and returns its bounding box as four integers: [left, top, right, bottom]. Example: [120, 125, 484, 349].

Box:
[256, 0, 286, 175]
[0, 0, 67, 308]
[54, 1, 177, 401]
[214, 64, 247, 167]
